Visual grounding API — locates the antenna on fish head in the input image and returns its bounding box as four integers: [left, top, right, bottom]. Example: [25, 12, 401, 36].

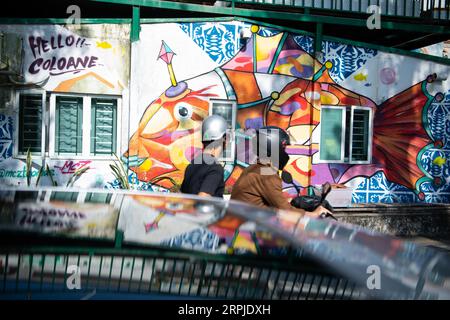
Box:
[158, 40, 189, 98]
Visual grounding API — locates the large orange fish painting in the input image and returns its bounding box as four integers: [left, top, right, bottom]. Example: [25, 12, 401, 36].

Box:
[123, 26, 444, 200]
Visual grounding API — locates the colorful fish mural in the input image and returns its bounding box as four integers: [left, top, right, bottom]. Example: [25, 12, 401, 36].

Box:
[123, 25, 444, 200]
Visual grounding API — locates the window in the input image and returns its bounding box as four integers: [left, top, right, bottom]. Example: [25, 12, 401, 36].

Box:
[55, 96, 83, 155]
[50, 94, 120, 158]
[18, 93, 45, 154]
[319, 105, 373, 164]
[90, 98, 117, 155]
[209, 99, 237, 162]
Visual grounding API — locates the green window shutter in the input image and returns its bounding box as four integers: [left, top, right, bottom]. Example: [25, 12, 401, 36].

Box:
[320, 107, 345, 162]
[91, 98, 117, 155]
[351, 109, 371, 162]
[19, 94, 42, 153]
[55, 96, 83, 155]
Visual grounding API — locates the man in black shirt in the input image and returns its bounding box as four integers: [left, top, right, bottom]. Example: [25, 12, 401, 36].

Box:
[181, 115, 227, 198]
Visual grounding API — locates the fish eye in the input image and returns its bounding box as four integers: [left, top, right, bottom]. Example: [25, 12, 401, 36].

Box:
[174, 104, 193, 121]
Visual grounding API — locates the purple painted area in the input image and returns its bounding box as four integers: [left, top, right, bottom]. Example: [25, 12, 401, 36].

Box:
[171, 129, 191, 141]
[328, 163, 351, 182]
[310, 164, 336, 185]
[276, 52, 314, 79]
[282, 185, 300, 196]
[280, 101, 300, 115]
[338, 164, 383, 184]
[380, 68, 396, 85]
[245, 117, 264, 129]
[284, 35, 304, 51]
[165, 82, 188, 97]
[285, 147, 318, 156]
[290, 65, 314, 79]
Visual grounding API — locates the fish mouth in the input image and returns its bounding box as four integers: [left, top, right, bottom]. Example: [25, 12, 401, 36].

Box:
[122, 154, 177, 184]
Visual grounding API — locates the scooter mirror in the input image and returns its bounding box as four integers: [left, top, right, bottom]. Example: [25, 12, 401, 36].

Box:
[281, 171, 294, 184]
[322, 182, 332, 199]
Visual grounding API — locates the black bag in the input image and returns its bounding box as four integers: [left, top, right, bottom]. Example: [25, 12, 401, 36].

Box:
[290, 195, 321, 212]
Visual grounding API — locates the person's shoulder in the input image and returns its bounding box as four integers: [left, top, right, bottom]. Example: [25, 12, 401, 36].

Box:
[245, 163, 278, 176]
[242, 163, 262, 174]
[210, 163, 224, 173]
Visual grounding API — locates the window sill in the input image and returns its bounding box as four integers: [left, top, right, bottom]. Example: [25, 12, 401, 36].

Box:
[49, 155, 117, 161]
[14, 154, 45, 160]
[317, 160, 372, 165]
[13, 154, 117, 161]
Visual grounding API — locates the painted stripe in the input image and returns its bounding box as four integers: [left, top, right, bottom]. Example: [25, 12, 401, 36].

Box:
[215, 68, 236, 100]
[267, 32, 289, 74]
[238, 97, 271, 109]
[253, 31, 257, 73]
[313, 64, 327, 82]
[286, 147, 319, 156]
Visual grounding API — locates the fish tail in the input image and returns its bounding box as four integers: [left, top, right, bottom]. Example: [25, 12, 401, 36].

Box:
[372, 74, 444, 199]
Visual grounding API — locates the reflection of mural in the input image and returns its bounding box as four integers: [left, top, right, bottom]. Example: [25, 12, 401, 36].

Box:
[12, 201, 118, 240]
[124, 24, 445, 203]
[119, 194, 286, 253]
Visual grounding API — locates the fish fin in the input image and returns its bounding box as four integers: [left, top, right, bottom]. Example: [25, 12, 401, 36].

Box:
[372, 76, 443, 197]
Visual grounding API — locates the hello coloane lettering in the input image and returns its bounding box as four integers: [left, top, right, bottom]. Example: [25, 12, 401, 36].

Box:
[28, 34, 98, 76]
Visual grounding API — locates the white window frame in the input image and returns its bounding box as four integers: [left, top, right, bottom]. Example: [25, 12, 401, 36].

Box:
[208, 98, 237, 163]
[318, 105, 373, 165]
[49, 92, 122, 160]
[13, 89, 47, 159]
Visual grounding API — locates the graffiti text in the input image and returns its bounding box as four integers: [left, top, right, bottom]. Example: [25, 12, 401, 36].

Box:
[28, 35, 98, 76]
[54, 160, 91, 175]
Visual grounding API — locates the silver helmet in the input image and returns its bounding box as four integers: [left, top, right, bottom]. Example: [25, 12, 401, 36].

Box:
[202, 115, 227, 142]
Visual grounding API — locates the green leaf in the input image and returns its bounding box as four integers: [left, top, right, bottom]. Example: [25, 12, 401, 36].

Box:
[46, 165, 57, 187]
[26, 148, 32, 187]
[149, 176, 180, 192]
[112, 153, 129, 189]
[35, 167, 44, 187]
[67, 166, 90, 187]
[109, 156, 129, 189]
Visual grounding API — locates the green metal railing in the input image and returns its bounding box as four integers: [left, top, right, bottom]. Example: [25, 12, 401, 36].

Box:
[224, 0, 450, 20]
[0, 243, 363, 299]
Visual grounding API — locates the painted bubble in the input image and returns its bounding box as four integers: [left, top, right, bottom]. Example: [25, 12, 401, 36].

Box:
[380, 67, 396, 85]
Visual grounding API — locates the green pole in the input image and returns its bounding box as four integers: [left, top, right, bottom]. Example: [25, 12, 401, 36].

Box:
[131, 6, 140, 42]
